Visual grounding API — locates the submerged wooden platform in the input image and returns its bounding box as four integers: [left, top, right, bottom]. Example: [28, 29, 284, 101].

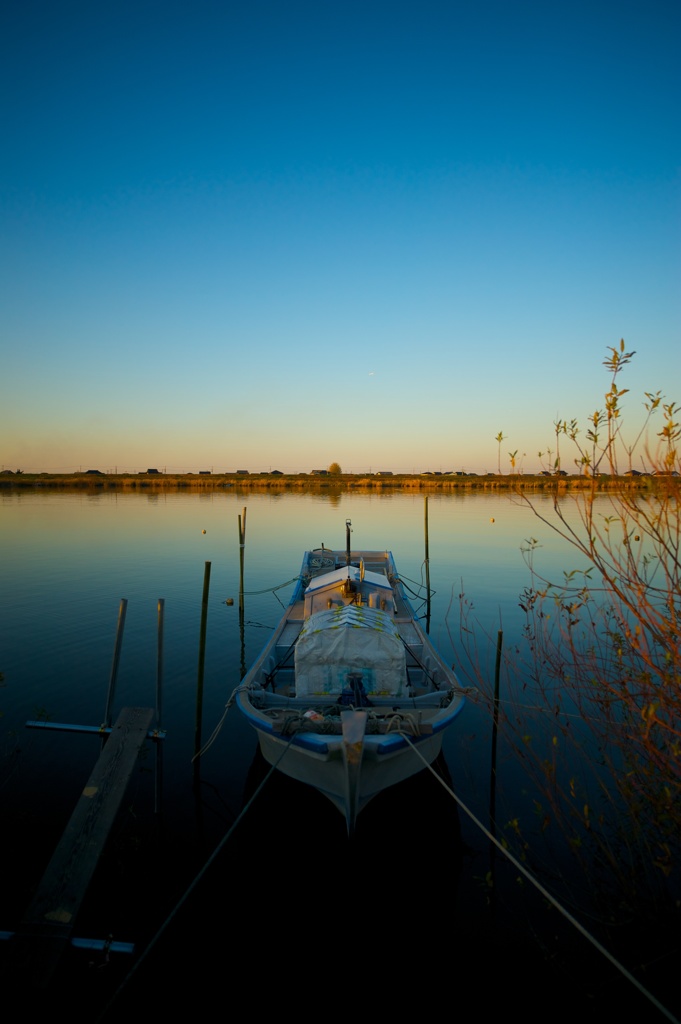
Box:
[6, 706, 154, 990]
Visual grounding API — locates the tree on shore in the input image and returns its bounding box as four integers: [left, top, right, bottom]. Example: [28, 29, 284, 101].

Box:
[328, 462, 342, 475]
[495, 432, 506, 474]
[468, 342, 680, 920]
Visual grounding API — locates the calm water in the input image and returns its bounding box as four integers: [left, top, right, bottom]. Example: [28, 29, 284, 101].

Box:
[0, 487, 561, 843]
[0, 489, 674, 1020]
[0, 487, 568, 729]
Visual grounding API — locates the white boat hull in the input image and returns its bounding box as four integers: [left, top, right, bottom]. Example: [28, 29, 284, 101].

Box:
[257, 727, 446, 818]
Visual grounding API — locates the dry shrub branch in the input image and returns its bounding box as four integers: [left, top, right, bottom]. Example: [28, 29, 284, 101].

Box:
[473, 343, 680, 918]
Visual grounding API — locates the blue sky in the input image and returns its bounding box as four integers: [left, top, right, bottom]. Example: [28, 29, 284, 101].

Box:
[2, 0, 679, 474]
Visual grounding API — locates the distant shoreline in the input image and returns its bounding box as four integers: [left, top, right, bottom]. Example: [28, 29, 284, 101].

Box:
[0, 471, 656, 493]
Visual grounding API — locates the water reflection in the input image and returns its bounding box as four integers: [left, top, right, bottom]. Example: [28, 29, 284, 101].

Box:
[1, 488, 671, 1019]
[0, 487, 605, 745]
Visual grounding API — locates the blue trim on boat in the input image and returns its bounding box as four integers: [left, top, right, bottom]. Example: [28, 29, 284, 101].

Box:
[237, 696, 466, 757]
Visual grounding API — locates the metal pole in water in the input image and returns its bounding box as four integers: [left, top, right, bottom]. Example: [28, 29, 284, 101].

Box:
[104, 598, 127, 730]
[194, 561, 211, 783]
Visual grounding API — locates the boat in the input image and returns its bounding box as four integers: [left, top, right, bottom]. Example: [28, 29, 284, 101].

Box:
[236, 521, 466, 832]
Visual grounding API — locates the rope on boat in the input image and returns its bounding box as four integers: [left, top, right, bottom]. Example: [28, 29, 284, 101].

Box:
[383, 711, 422, 735]
[395, 728, 681, 1024]
[263, 705, 431, 737]
[309, 554, 335, 570]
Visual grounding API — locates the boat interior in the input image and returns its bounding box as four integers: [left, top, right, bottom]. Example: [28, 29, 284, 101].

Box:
[247, 544, 454, 725]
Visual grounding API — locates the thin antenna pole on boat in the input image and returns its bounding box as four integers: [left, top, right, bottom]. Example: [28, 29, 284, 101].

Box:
[345, 518, 352, 567]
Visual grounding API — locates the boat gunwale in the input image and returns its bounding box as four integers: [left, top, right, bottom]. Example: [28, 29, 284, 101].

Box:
[241, 709, 465, 757]
[236, 686, 466, 755]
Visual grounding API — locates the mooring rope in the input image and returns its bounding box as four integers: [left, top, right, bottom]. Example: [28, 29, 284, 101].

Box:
[95, 732, 298, 1022]
[97, 717, 678, 1022]
[397, 573, 435, 601]
[395, 729, 680, 1024]
[237, 575, 302, 596]
[191, 685, 243, 760]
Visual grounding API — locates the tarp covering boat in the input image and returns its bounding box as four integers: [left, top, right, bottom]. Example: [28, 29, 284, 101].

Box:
[294, 604, 407, 697]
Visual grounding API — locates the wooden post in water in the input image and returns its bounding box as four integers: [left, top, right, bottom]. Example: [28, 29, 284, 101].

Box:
[238, 507, 247, 614]
[156, 598, 164, 728]
[238, 507, 247, 677]
[488, 628, 503, 909]
[103, 598, 128, 732]
[490, 630, 503, 809]
[424, 496, 431, 633]
[155, 598, 164, 814]
[193, 562, 211, 784]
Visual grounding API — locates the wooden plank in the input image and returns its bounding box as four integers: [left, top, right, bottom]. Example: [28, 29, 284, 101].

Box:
[9, 706, 154, 989]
